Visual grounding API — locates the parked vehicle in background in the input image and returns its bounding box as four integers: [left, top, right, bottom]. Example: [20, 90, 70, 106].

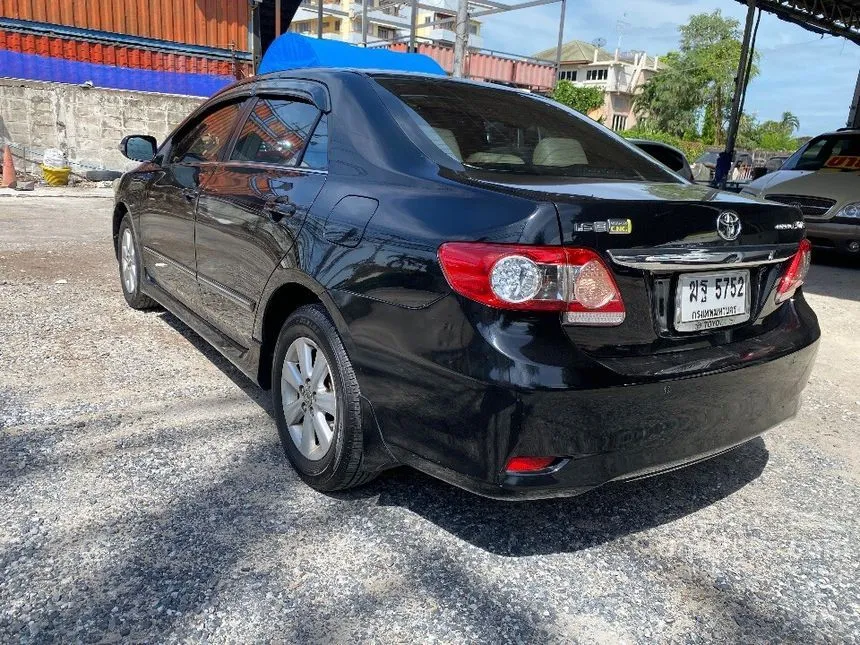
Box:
[113, 70, 819, 500]
[692, 150, 754, 182]
[629, 139, 694, 181]
[764, 155, 789, 174]
[742, 129, 860, 255]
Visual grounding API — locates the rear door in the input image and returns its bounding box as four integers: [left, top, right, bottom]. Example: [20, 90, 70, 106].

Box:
[195, 95, 329, 346]
[140, 100, 244, 308]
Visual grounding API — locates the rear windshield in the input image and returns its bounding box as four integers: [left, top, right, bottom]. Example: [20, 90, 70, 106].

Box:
[783, 134, 860, 171]
[373, 76, 676, 182]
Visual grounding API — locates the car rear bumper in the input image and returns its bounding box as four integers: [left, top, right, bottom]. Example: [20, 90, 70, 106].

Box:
[806, 220, 860, 253]
[406, 336, 818, 500]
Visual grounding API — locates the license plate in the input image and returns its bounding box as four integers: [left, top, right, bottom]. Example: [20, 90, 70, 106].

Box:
[674, 270, 750, 332]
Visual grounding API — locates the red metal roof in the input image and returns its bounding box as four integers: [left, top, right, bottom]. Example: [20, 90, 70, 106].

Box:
[1, 0, 248, 50]
[0, 29, 249, 77]
[386, 42, 555, 92]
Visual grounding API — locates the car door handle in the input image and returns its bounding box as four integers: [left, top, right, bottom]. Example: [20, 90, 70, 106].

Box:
[263, 197, 297, 219]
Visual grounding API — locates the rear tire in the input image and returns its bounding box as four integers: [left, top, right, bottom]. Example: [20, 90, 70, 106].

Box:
[117, 216, 157, 310]
[272, 304, 375, 491]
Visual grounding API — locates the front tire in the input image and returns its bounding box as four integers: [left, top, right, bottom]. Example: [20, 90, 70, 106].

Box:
[117, 216, 157, 310]
[272, 304, 374, 491]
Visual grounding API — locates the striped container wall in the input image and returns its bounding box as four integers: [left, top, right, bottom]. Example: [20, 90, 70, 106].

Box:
[386, 42, 554, 92]
[0, 0, 249, 51]
[0, 30, 247, 76]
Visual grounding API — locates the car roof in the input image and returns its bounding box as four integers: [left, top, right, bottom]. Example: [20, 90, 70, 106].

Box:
[215, 68, 534, 100]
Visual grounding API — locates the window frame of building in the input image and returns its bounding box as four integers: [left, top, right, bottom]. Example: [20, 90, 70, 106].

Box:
[611, 114, 628, 132]
[586, 68, 608, 81]
[557, 70, 577, 81]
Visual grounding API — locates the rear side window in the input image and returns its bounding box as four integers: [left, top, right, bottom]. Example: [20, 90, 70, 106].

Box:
[230, 98, 321, 167]
[373, 76, 675, 182]
[300, 113, 328, 170]
[170, 102, 242, 164]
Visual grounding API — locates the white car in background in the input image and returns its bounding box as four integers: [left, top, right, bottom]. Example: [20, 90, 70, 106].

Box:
[742, 129, 860, 255]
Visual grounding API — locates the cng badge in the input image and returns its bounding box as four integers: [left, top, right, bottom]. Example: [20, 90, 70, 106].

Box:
[574, 218, 633, 234]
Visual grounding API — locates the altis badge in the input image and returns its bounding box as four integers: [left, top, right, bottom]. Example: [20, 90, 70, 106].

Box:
[573, 218, 633, 234]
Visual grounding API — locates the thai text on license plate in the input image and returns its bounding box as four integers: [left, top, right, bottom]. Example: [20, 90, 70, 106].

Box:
[675, 270, 751, 332]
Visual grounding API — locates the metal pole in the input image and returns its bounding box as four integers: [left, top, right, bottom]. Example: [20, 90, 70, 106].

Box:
[409, 0, 418, 52]
[554, 0, 566, 86]
[719, 0, 755, 188]
[275, 0, 282, 37]
[452, 0, 469, 77]
[849, 69, 860, 128]
[318, 0, 324, 38]
[362, 0, 368, 46]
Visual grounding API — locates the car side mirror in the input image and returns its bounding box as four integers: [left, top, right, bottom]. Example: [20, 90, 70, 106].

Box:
[120, 135, 157, 162]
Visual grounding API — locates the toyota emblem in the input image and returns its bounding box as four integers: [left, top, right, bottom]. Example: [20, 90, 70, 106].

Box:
[716, 211, 742, 241]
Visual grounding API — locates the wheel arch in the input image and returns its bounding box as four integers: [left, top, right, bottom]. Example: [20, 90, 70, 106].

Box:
[255, 271, 352, 390]
[112, 202, 130, 258]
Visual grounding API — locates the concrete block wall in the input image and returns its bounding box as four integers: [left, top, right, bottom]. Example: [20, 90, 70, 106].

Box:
[0, 79, 204, 174]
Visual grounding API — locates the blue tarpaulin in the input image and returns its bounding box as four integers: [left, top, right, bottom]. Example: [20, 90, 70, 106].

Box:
[259, 33, 445, 76]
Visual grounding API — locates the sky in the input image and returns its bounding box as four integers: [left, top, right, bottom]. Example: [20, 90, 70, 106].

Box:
[480, 0, 860, 136]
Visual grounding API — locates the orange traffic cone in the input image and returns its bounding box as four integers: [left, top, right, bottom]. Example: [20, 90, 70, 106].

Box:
[1, 144, 16, 189]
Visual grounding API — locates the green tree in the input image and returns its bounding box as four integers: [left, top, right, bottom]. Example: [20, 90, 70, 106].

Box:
[634, 10, 758, 145]
[634, 51, 701, 138]
[552, 81, 605, 116]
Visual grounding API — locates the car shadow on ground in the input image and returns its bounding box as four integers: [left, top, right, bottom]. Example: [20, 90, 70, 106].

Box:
[158, 310, 770, 558]
[349, 439, 769, 557]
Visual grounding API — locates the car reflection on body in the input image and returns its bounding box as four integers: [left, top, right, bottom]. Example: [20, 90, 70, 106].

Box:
[113, 70, 819, 499]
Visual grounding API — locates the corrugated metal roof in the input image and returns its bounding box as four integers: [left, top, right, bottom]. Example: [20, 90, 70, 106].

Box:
[0, 0, 248, 50]
[0, 29, 249, 77]
[386, 42, 555, 91]
[532, 39, 662, 69]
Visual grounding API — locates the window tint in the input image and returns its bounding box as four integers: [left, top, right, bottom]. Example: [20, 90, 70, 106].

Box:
[373, 76, 676, 182]
[785, 135, 860, 171]
[636, 143, 684, 173]
[300, 113, 328, 170]
[230, 98, 320, 166]
[170, 102, 242, 164]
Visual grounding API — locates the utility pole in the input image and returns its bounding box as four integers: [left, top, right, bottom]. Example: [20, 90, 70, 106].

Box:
[453, 0, 469, 77]
[317, 0, 324, 38]
[719, 0, 756, 187]
[409, 0, 418, 52]
[849, 69, 860, 128]
[553, 0, 566, 86]
[362, 0, 368, 46]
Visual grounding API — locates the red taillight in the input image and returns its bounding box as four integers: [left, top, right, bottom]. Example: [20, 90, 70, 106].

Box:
[505, 456, 556, 473]
[776, 238, 812, 304]
[437, 243, 625, 326]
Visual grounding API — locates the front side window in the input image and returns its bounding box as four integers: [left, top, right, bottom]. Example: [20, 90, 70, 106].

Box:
[373, 76, 676, 182]
[170, 102, 242, 164]
[230, 98, 321, 166]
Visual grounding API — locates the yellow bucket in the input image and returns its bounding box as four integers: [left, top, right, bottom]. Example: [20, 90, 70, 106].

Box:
[42, 165, 71, 186]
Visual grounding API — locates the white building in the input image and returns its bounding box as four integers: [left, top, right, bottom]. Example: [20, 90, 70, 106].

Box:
[533, 40, 662, 131]
[289, 0, 483, 48]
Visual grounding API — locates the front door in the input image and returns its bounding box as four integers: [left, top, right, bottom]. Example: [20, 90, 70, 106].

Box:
[140, 100, 244, 308]
[195, 96, 329, 346]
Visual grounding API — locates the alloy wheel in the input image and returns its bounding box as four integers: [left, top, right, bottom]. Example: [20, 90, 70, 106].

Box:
[281, 337, 337, 461]
[120, 228, 137, 294]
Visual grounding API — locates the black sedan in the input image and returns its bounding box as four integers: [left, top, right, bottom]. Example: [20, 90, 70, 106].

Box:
[114, 70, 819, 499]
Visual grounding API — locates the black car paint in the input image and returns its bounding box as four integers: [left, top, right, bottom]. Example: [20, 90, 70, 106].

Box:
[115, 69, 819, 499]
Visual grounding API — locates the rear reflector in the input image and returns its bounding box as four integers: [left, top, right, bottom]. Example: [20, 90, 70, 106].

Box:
[505, 456, 556, 473]
[437, 243, 625, 326]
[776, 238, 812, 304]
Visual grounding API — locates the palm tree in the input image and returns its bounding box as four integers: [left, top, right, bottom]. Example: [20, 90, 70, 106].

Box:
[780, 111, 800, 134]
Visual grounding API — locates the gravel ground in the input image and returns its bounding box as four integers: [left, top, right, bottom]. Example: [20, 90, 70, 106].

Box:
[1, 195, 858, 644]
